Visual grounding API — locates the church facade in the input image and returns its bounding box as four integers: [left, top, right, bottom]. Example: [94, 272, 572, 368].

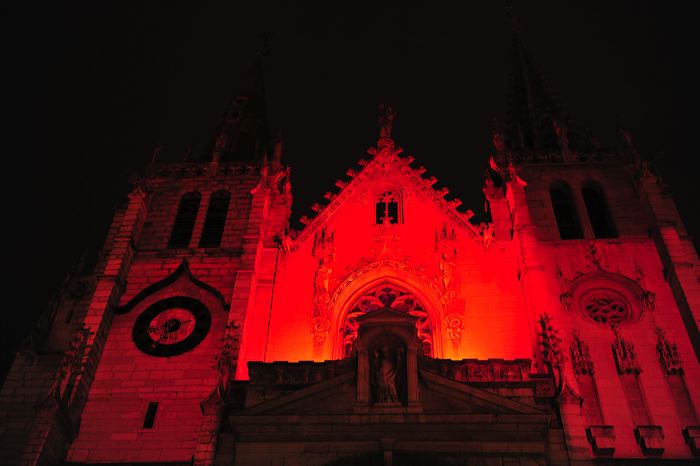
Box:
[2, 30, 699, 466]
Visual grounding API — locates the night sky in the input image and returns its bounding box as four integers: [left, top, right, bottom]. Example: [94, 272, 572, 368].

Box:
[4, 2, 698, 378]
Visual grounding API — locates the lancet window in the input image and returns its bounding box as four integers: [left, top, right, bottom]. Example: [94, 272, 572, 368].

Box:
[168, 192, 201, 249]
[199, 190, 231, 248]
[550, 182, 582, 240]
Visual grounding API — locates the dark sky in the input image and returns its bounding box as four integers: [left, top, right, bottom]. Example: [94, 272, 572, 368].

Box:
[4, 2, 698, 376]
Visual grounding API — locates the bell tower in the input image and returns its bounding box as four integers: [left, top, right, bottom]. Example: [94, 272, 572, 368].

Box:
[0, 42, 293, 465]
[482, 13, 700, 461]
[2, 12, 699, 465]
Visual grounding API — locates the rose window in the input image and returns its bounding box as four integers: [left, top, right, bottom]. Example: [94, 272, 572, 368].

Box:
[581, 291, 630, 326]
[343, 284, 432, 357]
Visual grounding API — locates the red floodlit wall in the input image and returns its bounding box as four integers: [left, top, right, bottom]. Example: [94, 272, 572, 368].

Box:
[58, 145, 700, 463]
[68, 259, 231, 464]
[236, 167, 533, 378]
[516, 165, 700, 459]
[68, 170, 260, 464]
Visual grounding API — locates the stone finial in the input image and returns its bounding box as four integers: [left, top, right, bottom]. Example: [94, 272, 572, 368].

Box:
[611, 327, 641, 374]
[538, 314, 565, 369]
[214, 323, 236, 393]
[585, 241, 603, 270]
[555, 263, 572, 312]
[378, 103, 396, 142]
[655, 327, 683, 375]
[570, 330, 594, 375]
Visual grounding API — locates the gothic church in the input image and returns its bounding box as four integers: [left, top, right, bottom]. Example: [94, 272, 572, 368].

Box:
[1, 18, 699, 466]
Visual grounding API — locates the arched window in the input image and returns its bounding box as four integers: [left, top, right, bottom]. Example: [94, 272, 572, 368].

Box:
[167, 192, 201, 249]
[375, 191, 401, 224]
[549, 182, 582, 240]
[582, 182, 617, 239]
[199, 191, 231, 248]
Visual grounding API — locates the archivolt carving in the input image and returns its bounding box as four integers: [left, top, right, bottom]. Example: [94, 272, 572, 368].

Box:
[342, 284, 432, 358]
[331, 258, 438, 310]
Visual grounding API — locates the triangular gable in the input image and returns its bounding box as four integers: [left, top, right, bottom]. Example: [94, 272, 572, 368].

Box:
[235, 371, 356, 415]
[232, 366, 544, 417]
[419, 369, 543, 415]
[291, 138, 483, 251]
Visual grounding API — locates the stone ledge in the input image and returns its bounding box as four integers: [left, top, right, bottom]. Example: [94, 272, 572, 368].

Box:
[586, 424, 615, 455]
[634, 424, 664, 456]
[683, 425, 700, 456]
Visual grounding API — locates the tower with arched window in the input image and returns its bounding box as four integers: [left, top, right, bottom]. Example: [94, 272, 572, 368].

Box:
[2, 19, 699, 466]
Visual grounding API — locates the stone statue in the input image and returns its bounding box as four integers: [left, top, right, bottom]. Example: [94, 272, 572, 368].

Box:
[378, 104, 396, 140]
[371, 345, 404, 403]
[481, 223, 494, 250]
[313, 260, 332, 296]
[438, 253, 456, 292]
[311, 226, 335, 319]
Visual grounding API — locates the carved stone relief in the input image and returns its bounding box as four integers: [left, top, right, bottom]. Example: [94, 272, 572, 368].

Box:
[555, 242, 655, 326]
[655, 327, 683, 375]
[310, 226, 335, 346]
[342, 284, 432, 358]
[570, 330, 594, 376]
[611, 327, 641, 375]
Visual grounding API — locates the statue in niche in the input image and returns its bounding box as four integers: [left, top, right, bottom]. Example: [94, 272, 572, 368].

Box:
[314, 259, 332, 296]
[311, 226, 335, 319]
[370, 344, 404, 404]
[481, 223, 494, 250]
[438, 253, 457, 293]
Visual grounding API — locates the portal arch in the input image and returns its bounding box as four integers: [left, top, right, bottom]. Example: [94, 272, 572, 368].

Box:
[330, 261, 445, 359]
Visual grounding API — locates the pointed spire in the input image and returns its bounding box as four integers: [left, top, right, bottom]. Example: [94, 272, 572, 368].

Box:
[150, 144, 162, 166]
[205, 35, 272, 163]
[504, 6, 568, 153]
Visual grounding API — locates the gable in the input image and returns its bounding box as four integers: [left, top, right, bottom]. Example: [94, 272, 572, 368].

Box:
[233, 367, 543, 417]
[291, 138, 482, 252]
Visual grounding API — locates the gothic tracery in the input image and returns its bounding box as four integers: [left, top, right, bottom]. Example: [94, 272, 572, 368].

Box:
[342, 284, 432, 358]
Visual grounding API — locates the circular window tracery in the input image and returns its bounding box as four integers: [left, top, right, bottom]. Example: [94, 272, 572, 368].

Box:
[342, 284, 432, 358]
[580, 290, 631, 326]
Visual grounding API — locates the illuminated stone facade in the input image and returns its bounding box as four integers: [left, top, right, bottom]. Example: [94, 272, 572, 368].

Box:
[1, 37, 699, 466]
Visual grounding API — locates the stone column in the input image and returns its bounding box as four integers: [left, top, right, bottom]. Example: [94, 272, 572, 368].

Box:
[356, 349, 369, 404]
[406, 347, 419, 406]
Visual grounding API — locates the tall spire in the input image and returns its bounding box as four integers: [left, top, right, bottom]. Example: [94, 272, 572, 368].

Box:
[205, 36, 272, 163]
[504, 7, 569, 154]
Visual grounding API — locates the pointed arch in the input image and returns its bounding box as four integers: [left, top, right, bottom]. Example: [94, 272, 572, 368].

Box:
[168, 191, 201, 248]
[549, 181, 582, 240]
[199, 190, 231, 247]
[329, 261, 445, 359]
[581, 180, 617, 239]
